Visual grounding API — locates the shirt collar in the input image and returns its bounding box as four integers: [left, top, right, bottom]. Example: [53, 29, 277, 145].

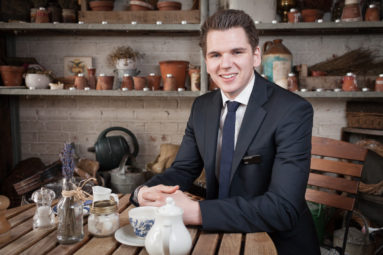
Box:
[221, 72, 255, 107]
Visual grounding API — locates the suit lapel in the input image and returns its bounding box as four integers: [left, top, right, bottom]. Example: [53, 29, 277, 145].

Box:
[230, 73, 268, 181]
[204, 91, 222, 184]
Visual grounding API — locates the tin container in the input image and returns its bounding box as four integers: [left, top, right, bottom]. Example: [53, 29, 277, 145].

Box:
[375, 74, 383, 92]
[287, 72, 299, 91]
[288, 8, 300, 23]
[365, 4, 380, 21]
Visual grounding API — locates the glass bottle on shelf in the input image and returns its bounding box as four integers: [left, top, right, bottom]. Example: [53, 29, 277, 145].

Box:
[277, 0, 297, 22]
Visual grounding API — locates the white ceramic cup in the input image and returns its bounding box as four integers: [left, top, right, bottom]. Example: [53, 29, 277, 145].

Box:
[92, 186, 119, 204]
[128, 206, 156, 238]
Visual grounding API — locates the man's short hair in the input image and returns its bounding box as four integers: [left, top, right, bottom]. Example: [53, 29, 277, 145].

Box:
[199, 9, 259, 56]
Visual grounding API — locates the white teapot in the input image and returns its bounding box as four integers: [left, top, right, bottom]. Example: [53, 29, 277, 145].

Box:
[145, 197, 192, 255]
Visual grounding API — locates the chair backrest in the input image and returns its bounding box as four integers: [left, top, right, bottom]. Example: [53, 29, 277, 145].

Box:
[306, 136, 368, 211]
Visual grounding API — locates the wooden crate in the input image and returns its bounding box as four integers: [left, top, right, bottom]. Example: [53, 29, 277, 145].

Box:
[346, 102, 383, 130]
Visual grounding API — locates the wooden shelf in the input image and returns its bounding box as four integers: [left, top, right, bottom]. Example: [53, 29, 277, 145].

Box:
[0, 87, 201, 97]
[1, 20, 383, 36]
[342, 127, 383, 137]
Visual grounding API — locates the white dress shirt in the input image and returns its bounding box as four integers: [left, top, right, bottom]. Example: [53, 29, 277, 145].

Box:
[216, 73, 255, 178]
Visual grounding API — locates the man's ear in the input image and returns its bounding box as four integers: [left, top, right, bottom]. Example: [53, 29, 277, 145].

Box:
[253, 46, 262, 68]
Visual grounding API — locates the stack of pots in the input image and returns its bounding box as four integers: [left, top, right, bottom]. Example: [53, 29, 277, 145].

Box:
[159, 60, 189, 90]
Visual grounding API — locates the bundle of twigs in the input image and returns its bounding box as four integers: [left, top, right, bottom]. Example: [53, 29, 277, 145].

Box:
[309, 48, 383, 76]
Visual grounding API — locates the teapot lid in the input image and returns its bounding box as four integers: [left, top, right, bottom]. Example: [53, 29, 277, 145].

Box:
[158, 197, 183, 216]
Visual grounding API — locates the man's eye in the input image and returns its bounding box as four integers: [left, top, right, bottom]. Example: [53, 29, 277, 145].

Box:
[234, 51, 242, 55]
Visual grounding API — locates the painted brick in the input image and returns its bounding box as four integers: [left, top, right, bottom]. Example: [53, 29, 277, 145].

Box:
[134, 109, 169, 120]
[37, 108, 69, 121]
[70, 110, 102, 121]
[45, 121, 62, 131]
[39, 132, 69, 143]
[160, 122, 179, 133]
[20, 120, 45, 132]
[20, 132, 38, 143]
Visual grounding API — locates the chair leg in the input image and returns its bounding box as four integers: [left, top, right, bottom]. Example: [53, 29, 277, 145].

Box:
[341, 210, 353, 255]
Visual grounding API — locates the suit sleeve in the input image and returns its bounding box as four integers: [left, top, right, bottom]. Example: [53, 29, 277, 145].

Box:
[199, 99, 313, 233]
[143, 97, 204, 191]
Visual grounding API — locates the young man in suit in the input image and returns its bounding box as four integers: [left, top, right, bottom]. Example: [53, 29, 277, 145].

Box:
[131, 9, 320, 255]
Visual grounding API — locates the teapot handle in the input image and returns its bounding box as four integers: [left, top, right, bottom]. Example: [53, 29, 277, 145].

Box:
[161, 219, 172, 255]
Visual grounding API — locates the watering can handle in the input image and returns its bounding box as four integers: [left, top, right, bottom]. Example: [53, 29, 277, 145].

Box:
[263, 41, 273, 54]
[118, 153, 134, 175]
[97, 126, 139, 157]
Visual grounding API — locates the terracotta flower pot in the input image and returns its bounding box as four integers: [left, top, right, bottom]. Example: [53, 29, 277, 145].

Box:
[129, 0, 154, 10]
[157, 1, 182, 11]
[159, 60, 189, 89]
[96, 75, 114, 90]
[133, 76, 147, 90]
[89, 1, 115, 11]
[121, 75, 134, 90]
[301, 9, 322, 22]
[147, 74, 161, 90]
[0, 65, 25, 87]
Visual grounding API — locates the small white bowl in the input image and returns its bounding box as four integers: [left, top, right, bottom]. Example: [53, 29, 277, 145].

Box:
[128, 206, 156, 238]
[25, 73, 50, 89]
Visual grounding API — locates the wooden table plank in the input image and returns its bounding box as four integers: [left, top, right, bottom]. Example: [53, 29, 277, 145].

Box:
[0, 226, 55, 255]
[218, 233, 242, 255]
[46, 227, 91, 255]
[191, 231, 220, 255]
[20, 230, 58, 255]
[244, 233, 277, 255]
[8, 207, 35, 228]
[112, 244, 142, 255]
[0, 218, 33, 249]
[139, 248, 149, 255]
[74, 235, 119, 255]
[6, 204, 34, 219]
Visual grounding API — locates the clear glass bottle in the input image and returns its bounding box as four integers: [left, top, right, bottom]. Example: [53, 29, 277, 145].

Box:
[88, 200, 119, 237]
[57, 178, 84, 244]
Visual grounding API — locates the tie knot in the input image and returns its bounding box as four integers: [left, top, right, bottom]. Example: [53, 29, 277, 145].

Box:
[226, 101, 240, 112]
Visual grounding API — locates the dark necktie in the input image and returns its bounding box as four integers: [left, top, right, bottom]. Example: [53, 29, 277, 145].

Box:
[219, 101, 241, 199]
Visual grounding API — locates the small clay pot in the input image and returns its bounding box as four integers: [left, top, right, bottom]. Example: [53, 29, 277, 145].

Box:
[301, 9, 321, 22]
[157, 1, 182, 11]
[133, 76, 147, 90]
[147, 74, 161, 90]
[74, 74, 87, 90]
[375, 74, 383, 92]
[342, 73, 358, 91]
[121, 75, 134, 90]
[35, 7, 50, 23]
[89, 1, 115, 11]
[341, 3, 362, 21]
[163, 74, 177, 91]
[188, 68, 200, 91]
[287, 8, 300, 23]
[0, 65, 25, 87]
[129, 0, 154, 10]
[365, 4, 380, 21]
[96, 75, 114, 90]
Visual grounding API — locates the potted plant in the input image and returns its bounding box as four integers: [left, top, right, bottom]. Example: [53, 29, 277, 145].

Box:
[25, 65, 55, 89]
[89, 0, 115, 11]
[108, 46, 143, 89]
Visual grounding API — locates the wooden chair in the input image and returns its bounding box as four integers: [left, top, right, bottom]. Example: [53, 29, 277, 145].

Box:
[306, 136, 368, 255]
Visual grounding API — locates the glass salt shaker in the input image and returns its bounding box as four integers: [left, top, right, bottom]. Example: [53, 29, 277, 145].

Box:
[31, 187, 56, 229]
[88, 200, 119, 237]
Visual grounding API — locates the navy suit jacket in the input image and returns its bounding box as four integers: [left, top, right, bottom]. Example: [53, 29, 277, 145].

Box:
[141, 72, 320, 255]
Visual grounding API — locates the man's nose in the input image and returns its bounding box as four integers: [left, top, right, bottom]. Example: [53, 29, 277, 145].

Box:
[220, 54, 232, 68]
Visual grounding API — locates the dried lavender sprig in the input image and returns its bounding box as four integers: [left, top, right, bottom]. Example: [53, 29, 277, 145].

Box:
[60, 142, 75, 179]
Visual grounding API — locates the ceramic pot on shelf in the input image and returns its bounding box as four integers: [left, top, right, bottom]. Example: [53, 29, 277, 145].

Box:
[159, 60, 189, 90]
[341, 0, 362, 22]
[89, 1, 115, 11]
[96, 74, 114, 90]
[62, 9, 76, 23]
[157, 1, 182, 10]
[129, 0, 154, 10]
[163, 74, 177, 91]
[188, 67, 200, 91]
[342, 72, 359, 91]
[133, 76, 147, 90]
[301, 9, 322, 22]
[262, 39, 292, 89]
[35, 7, 50, 23]
[74, 73, 87, 90]
[121, 74, 134, 90]
[365, 4, 380, 21]
[0, 66, 25, 87]
[25, 73, 51, 89]
[147, 73, 161, 90]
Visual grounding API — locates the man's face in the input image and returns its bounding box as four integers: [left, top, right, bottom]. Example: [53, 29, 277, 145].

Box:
[205, 27, 261, 100]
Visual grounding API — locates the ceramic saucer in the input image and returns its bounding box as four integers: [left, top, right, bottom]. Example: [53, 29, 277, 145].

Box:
[114, 224, 145, 247]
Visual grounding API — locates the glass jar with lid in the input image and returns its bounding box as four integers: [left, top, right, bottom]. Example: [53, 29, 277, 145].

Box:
[88, 200, 119, 237]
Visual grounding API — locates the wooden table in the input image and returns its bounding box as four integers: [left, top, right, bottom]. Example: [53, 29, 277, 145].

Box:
[0, 194, 277, 255]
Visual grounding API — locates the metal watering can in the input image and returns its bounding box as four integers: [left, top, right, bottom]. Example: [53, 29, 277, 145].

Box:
[88, 127, 139, 171]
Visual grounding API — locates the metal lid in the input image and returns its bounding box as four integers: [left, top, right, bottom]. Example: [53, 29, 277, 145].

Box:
[289, 8, 298, 12]
[346, 72, 355, 76]
[369, 4, 376, 8]
[379, 74, 383, 77]
[100, 73, 105, 76]
[90, 200, 117, 215]
[149, 73, 156, 76]
[288, 72, 296, 77]
[123, 73, 131, 77]
[78, 73, 84, 77]
[166, 73, 173, 78]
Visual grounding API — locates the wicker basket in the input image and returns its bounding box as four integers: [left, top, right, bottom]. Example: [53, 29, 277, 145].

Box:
[346, 112, 383, 130]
